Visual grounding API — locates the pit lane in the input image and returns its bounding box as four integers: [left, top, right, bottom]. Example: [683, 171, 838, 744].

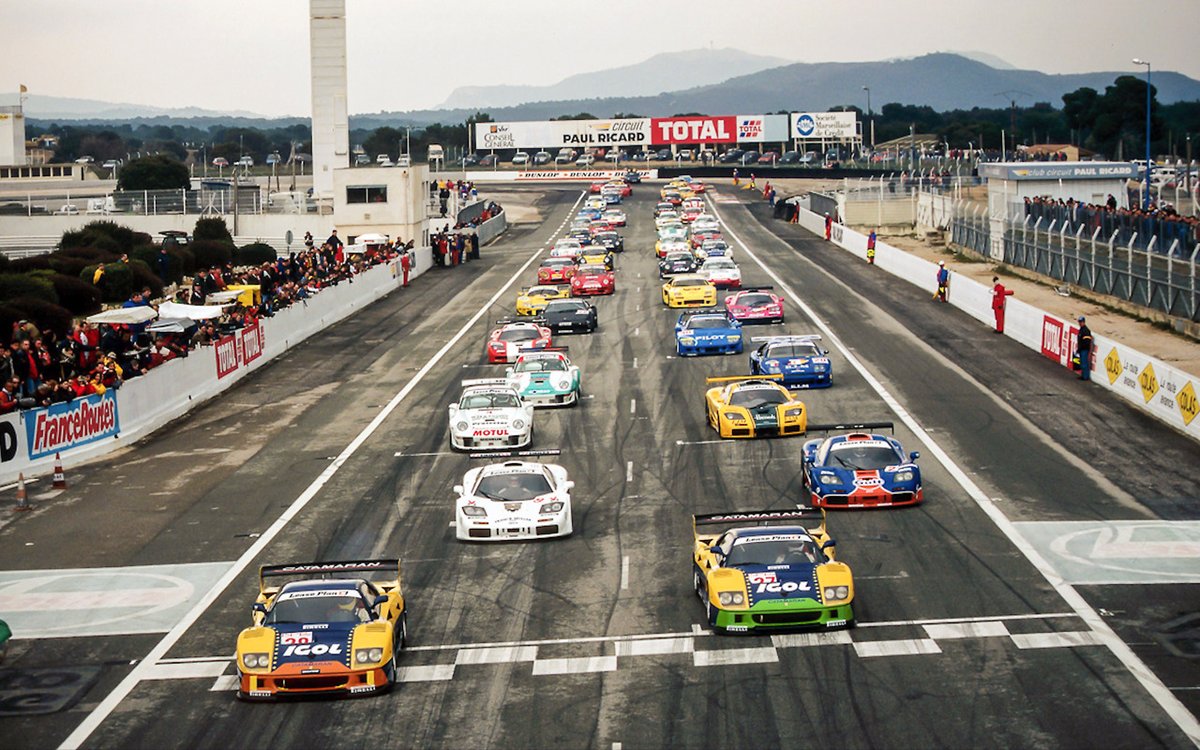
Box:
[2, 184, 1198, 749]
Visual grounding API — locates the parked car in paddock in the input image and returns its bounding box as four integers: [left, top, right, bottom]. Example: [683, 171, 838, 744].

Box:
[675, 311, 743, 356]
[515, 285, 571, 316]
[748, 335, 832, 388]
[704, 375, 807, 438]
[724, 287, 785, 324]
[692, 508, 853, 633]
[801, 424, 923, 509]
[533, 151, 553, 165]
[485, 320, 552, 364]
[662, 274, 717, 308]
[505, 350, 582, 408]
[449, 379, 534, 451]
[541, 298, 599, 334]
[455, 455, 574, 540]
[571, 263, 615, 296]
[235, 560, 408, 699]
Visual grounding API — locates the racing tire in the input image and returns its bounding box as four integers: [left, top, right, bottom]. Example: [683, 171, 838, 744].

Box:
[396, 611, 409, 651]
[693, 569, 705, 600]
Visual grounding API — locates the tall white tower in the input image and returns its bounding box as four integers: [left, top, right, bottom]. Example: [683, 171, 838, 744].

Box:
[309, 0, 349, 201]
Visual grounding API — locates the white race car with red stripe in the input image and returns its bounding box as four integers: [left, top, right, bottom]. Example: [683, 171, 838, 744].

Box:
[455, 458, 573, 540]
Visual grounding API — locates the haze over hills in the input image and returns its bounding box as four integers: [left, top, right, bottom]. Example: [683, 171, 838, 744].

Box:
[434, 48, 792, 110]
[0, 93, 267, 121]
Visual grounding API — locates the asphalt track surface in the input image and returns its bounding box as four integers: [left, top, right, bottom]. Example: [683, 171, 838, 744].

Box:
[3, 184, 1199, 749]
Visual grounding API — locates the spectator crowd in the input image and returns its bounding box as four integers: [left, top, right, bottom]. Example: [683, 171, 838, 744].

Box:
[1023, 194, 1200, 256]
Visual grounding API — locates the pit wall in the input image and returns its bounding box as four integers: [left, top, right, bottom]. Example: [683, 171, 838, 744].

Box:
[0, 247, 435, 486]
[790, 206, 1200, 442]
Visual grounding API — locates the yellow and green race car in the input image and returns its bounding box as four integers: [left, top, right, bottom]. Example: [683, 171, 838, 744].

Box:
[693, 508, 854, 633]
[516, 285, 571, 316]
[704, 374, 807, 437]
[236, 559, 407, 700]
[662, 274, 717, 308]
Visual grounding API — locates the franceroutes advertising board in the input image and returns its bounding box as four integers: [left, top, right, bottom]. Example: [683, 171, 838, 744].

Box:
[790, 111, 858, 140]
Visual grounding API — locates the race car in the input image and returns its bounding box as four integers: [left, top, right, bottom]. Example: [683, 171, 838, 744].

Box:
[704, 375, 807, 438]
[801, 425, 922, 509]
[448, 379, 534, 451]
[653, 202, 675, 218]
[505, 350, 581, 407]
[656, 238, 691, 259]
[588, 180, 606, 193]
[698, 238, 732, 259]
[692, 215, 720, 233]
[662, 274, 717, 308]
[724, 287, 785, 324]
[588, 219, 613, 236]
[602, 208, 627, 227]
[541, 298, 599, 333]
[658, 223, 688, 243]
[692, 508, 853, 634]
[584, 196, 607, 211]
[571, 263, 615, 296]
[515, 285, 571, 316]
[655, 211, 681, 229]
[681, 205, 703, 224]
[592, 230, 624, 255]
[675, 311, 743, 356]
[567, 227, 593, 246]
[236, 559, 408, 699]
[455, 455, 574, 540]
[550, 238, 583, 257]
[701, 258, 741, 289]
[690, 231, 723, 250]
[604, 180, 632, 197]
[749, 335, 832, 388]
[580, 244, 616, 269]
[537, 257, 577, 284]
[486, 320, 552, 364]
[659, 250, 699, 278]
[681, 197, 705, 213]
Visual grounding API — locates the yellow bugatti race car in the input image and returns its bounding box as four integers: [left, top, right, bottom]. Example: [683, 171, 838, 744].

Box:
[516, 285, 571, 316]
[662, 274, 717, 308]
[704, 375, 808, 438]
[235, 559, 408, 700]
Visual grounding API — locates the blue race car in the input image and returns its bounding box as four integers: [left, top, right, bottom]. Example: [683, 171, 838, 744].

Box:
[749, 335, 832, 388]
[676, 312, 743, 356]
[801, 424, 922, 509]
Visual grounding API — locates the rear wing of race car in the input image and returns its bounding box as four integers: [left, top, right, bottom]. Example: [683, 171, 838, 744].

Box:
[806, 421, 895, 434]
[259, 559, 402, 598]
[739, 286, 775, 292]
[462, 378, 511, 388]
[693, 508, 827, 542]
[750, 335, 822, 344]
[469, 448, 561, 460]
[705, 374, 783, 385]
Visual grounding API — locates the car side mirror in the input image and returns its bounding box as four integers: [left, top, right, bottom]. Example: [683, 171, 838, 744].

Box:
[372, 594, 388, 611]
[909, 451, 921, 461]
[505, 368, 513, 376]
[253, 602, 267, 615]
[821, 539, 837, 551]
[453, 485, 464, 494]
[564, 481, 575, 490]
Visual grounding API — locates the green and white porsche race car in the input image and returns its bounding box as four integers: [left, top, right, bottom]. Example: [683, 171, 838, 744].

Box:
[504, 350, 581, 408]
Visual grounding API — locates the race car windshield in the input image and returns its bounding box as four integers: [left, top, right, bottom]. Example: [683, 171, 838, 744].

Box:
[597, 233, 618, 242]
[543, 259, 573, 268]
[688, 318, 729, 329]
[736, 294, 774, 307]
[707, 261, 735, 270]
[730, 388, 789, 408]
[578, 266, 607, 275]
[515, 358, 567, 373]
[673, 278, 707, 287]
[766, 343, 820, 358]
[829, 444, 901, 470]
[499, 329, 539, 343]
[475, 472, 554, 501]
[725, 537, 821, 566]
[461, 392, 520, 409]
[546, 301, 587, 312]
[266, 594, 365, 625]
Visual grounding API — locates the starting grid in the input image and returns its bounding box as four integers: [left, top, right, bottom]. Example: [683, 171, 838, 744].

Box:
[138, 612, 1101, 692]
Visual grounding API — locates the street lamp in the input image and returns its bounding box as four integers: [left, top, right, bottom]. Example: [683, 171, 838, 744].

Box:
[1133, 58, 1152, 208]
[861, 85, 873, 151]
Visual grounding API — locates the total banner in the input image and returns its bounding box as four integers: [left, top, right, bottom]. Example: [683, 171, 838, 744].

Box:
[650, 116, 737, 144]
[26, 392, 120, 461]
[736, 114, 791, 143]
[476, 119, 651, 150]
[215, 321, 265, 379]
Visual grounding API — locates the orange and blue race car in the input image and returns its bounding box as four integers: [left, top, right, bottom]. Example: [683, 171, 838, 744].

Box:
[801, 423, 923, 509]
[693, 508, 853, 633]
[235, 560, 408, 700]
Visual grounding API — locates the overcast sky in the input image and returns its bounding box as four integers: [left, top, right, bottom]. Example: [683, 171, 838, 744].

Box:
[4, 0, 1196, 117]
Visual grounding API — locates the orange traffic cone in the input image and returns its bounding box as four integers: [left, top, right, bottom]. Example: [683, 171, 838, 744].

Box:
[53, 453, 67, 489]
[14, 472, 30, 511]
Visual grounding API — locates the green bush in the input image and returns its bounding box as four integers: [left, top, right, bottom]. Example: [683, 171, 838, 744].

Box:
[170, 246, 196, 276]
[8, 255, 53, 273]
[50, 274, 102, 315]
[190, 239, 233, 269]
[82, 262, 133, 302]
[193, 217, 233, 244]
[127, 260, 164, 299]
[6, 298, 73, 339]
[235, 242, 277, 266]
[0, 273, 58, 305]
[60, 221, 152, 256]
[116, 155, 189, 191]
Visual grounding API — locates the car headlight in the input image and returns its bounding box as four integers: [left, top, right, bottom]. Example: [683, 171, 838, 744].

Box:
[553, 378, 571, 389]
[893, 469, 914, 482]
[455, 421, 469, 432]
[823, 586, 850, 602]
[784, 407, 804, 418]
[511, 419, 525, 431]
[728, 335, 740, 342]
[817, 471, 843, 485]
[722, 411, 745, 422]
[679, 337, 695, 345]
[814, 363, 828, 372]
[541, 501, 564, 513]
[717, 591, 745, 606]
[354, 648, 384, 665]
[461, 505, 487, 517]
[242, 652, 270, 669]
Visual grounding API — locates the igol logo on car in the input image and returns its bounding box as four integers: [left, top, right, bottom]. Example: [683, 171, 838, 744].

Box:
[282, 643, 343, 657]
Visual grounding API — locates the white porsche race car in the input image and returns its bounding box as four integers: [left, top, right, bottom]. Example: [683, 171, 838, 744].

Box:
[505, 350, 582, 407]
[454, 457, 574, 541]
[448, 379, 534, 451]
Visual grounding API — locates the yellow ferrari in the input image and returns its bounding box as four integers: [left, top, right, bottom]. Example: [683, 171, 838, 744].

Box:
[662, 274, 717, 307]
[236, 559, 408, 700]
[579, 247, 615, 270]
[704, 375, 807, 438]
[516, 285, 570, 316]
